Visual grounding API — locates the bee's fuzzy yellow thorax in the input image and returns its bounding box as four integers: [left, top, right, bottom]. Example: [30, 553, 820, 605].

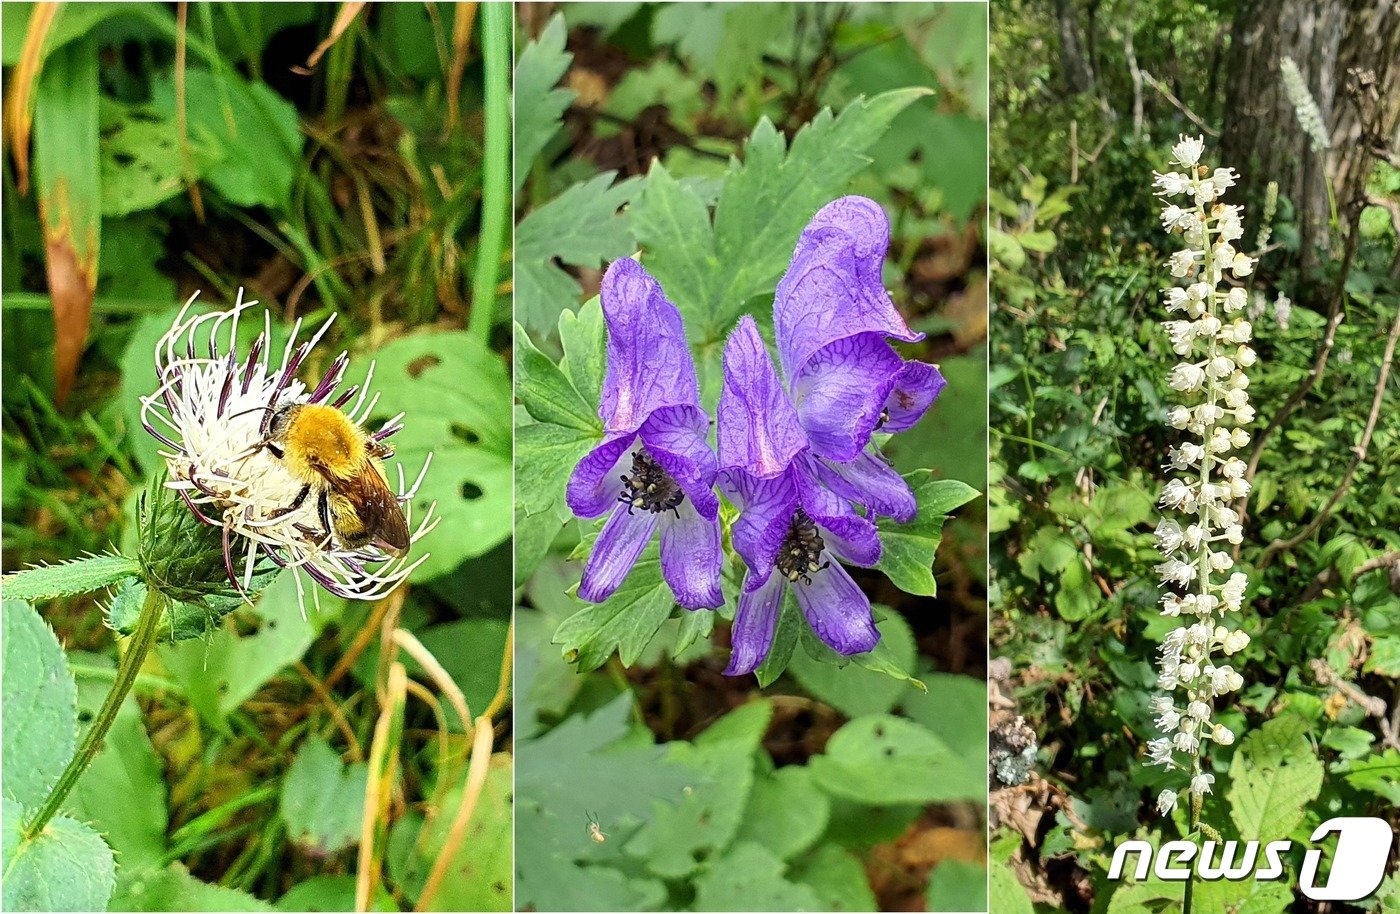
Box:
[282, 404, 367, 481]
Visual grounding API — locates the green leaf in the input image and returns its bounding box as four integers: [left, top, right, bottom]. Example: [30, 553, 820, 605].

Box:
[790, 843, 879, 912]
[159, 572, 341, 733]
[625, 701, 772, 878]
[1342, 749, 1400, 804]
[631, 89, 929, 340]
[408, 618, 510, 726]
[988, 858, 1035, 914]
[151, 69, 302, 210]
[515, 328, 602, 432]
[516, 694, 693, 912]
[927, 859, 989, 912]
[2, 798, 116, 913]
[901, 672, 988, 786]
[515, 172, 640, 337]
[66, 653, 168, 868]
[110, 864, 274, 912]
[789, 611, 917, 715]
[101, 102, 220, 216]
[733, 765, 829, 861]
[875, 473, 980, 596]
[279, 734, 368, 854]
[1227, 714, 1325, 843]
[515, 421, 598, 518]
[276, 875, 394, 912]
[1, 553, 138, 603]
[391, 753, 512, 912]
[2, 600, 77, 807]
[753, 590, 803, 687]
[2, 3, 168, 66]
[691, 841, 822, 911]
[356, 331, 513, 579]
[553, 544, 677, 671]
[513, 14, 574, 188]
[808, 714, 983, 805]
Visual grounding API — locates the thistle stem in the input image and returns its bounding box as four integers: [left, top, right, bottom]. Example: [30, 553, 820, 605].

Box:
[23, 586, 166, 838]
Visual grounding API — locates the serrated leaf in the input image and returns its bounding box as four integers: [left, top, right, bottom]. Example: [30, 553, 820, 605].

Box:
[2, 599, 77, 808]
[515, 328, 602, 432]
[1, 553, 139, 602]
[808, 715, 983, 805]
[514, 14, 574, 188]
[1342, 749, 1400, 804]
[515, 172, 640, 338]
[691, 841, 822, 911]
[553, 544, 677, 671]
[789, 612, 917, 715]
[2, 798, 116, 913]
[875, 473, 980, 596]
[1227, 715, 1324, 843]
[631, 89, 929, 340]
[279, 734, 368, 854]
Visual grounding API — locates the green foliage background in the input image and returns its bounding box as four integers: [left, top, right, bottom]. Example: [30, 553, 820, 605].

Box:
[513, 4, 992, 911]
[2, 4, 511, 911]
[987, 2, 1400, 911]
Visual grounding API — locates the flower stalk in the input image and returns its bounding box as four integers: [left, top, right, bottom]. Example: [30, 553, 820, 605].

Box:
[22, 585, 167, 839]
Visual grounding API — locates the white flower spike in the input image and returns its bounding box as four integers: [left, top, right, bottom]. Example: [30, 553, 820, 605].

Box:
[1146, 140, 1258, 812]
[140, 289, 439, 610]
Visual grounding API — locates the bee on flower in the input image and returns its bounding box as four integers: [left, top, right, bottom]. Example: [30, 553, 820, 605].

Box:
[139, 289, 438, 610]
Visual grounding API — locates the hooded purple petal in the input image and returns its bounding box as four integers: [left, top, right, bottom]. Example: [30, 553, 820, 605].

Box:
[721, 467, 800, 592]
[881, 361, 947, 433]
[599, 258, 700, 434]
[791, 333, 904, 461]
[660, 500, 724, 609]
[639, 405, 719, 520]
[578, 505, 659, 603]
[725, 573, 785, 676]
[566, 431, 637, 519]
[718, 317, 808, 478]
[794, 463, 882, 566]
[791, 558, 879, 656]
[774, 196, 921, 382]
[814, 450, 916, 523]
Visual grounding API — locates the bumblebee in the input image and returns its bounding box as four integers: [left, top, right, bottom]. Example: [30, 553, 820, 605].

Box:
[263, 403, 411, 556]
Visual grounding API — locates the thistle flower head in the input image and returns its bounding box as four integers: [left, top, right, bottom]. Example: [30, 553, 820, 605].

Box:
[139, 290, 436, 608]
[1146, 140, 1258, 811]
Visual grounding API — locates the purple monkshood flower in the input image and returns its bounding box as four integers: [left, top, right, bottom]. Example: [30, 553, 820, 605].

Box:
[774, 195, 947, 522]
[565, 258, 724, 610]
[718, 317, 882, 676]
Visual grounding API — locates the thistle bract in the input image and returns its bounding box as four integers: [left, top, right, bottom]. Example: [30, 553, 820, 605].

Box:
[139, 290, 436, 609]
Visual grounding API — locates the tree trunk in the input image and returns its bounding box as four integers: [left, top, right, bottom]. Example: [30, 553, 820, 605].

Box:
[1054, 0, 1097, 94]
[1220, 0, 1400, 270]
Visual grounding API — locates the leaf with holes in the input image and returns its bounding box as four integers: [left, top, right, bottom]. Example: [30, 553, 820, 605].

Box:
[349, 331, 513, 580]
[808, 715, 983, 805]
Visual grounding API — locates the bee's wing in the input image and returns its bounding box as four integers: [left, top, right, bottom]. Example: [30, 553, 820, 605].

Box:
[335, 463, 411, 554]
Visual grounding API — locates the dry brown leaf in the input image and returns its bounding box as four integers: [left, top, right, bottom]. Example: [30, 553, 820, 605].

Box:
[3, 2, 58, 193]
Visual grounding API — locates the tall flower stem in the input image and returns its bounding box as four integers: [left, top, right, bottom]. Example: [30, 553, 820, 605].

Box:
[468, 1, 511, 345]
[23, 586, 166, 838]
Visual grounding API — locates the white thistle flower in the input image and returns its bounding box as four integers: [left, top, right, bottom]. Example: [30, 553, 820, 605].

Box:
[139, 290, 440, 609]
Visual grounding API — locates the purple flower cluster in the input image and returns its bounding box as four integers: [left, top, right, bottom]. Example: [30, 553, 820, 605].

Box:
[566, 196, 945, 675]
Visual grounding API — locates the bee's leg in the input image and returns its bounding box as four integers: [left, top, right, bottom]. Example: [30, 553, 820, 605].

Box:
[266, 442, 284, 460]
[268, 484, 311, 519]
[318, 489, 334, 542]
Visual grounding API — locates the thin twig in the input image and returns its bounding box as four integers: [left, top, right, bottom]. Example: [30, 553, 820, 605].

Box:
[1259, 301, 1400, 567]
[1353, 550, 1400, 580]
[356, 661, 406, 913]
[293, 660, 363, 761]
[325, 587, 404, 690]
[415, 715, 495, 912]
[1140, 70, 1218, 137]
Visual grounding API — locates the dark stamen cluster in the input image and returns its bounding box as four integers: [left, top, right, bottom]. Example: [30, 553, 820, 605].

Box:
[618, 450, 685, 516]
[777, 507, 828, 585]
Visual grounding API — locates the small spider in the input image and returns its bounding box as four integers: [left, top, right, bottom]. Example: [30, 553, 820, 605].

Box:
[585, 811, 607, 844]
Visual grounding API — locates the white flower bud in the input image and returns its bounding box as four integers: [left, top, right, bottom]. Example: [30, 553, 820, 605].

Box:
[1212, 724, 1235, 745]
